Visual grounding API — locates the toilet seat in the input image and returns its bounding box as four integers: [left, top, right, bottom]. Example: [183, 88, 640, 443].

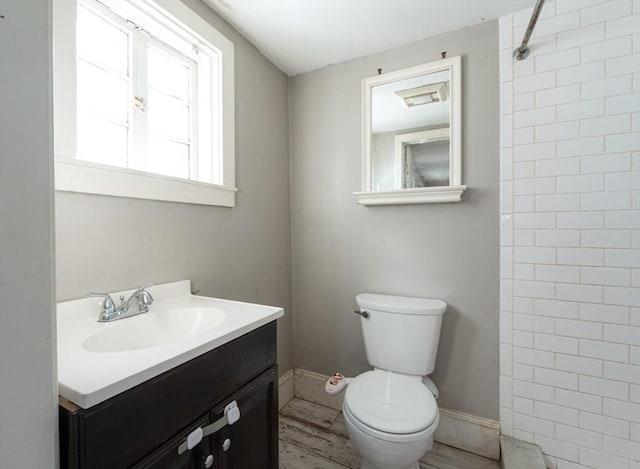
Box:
[343, 399, 439, 445]
[344, 370, 438, 437]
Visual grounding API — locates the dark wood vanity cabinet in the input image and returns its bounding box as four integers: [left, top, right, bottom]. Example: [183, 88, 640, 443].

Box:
[59, 323, 278, 469]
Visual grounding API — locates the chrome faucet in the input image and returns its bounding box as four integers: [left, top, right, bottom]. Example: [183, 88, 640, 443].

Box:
[86, 282, 155, 322]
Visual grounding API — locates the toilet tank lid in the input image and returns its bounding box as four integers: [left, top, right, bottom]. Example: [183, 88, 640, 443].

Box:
[356, 293, 446, 316]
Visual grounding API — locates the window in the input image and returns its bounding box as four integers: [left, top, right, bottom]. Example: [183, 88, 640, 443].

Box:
[53, 0, 235, 207]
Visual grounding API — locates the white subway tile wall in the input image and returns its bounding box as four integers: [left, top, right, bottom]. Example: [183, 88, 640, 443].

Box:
[500, 1, 640, 468]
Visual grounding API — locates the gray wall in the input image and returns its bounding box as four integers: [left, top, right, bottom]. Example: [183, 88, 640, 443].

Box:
[0, 0, 58, 466]
[290, 21, 500, 419]
[54, 0, 293, 374]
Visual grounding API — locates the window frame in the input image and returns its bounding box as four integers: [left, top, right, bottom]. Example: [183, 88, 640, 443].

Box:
[53, 0, 236, 207]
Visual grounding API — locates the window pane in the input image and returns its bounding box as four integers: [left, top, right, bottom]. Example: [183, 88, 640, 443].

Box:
[147, 136, 189, 179]
[77, 60, 129, 123]
[77, 115, 128, 168]
[147, 90, 190, 142]
[147, 47, 190, 101]
[77, 5, 128, 75]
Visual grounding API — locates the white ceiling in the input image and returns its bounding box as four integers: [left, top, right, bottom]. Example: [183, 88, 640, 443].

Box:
[202, 0, 534, 76]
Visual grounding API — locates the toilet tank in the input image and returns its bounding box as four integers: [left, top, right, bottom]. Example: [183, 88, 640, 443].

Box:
[356, 293, 446, 376]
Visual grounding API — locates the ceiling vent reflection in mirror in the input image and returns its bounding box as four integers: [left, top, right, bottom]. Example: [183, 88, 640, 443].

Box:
[396, 82, 448, 108]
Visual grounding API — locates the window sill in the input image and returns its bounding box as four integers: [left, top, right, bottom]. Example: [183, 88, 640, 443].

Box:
[55, 160, 236, 207]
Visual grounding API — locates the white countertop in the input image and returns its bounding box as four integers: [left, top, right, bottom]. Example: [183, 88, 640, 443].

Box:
[57, 280, 283, 409]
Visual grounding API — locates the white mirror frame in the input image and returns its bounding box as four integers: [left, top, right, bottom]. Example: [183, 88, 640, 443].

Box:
[355, 56, 466, 206]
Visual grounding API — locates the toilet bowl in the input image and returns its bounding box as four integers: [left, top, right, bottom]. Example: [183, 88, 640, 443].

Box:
[342, 369, 439, 469]
[344, 293, 446, 469]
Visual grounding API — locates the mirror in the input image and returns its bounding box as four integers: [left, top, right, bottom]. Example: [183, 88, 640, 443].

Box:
[355, 56, 465, 206]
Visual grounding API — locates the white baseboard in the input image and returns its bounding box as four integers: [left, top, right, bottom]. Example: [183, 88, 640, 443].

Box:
[278, 369, 295, 411]
[279, 368, 500, 461]
[293, 368, 345, 411]
[435, 408, 500, 461]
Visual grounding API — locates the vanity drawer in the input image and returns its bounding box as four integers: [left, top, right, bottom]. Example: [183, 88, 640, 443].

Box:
[59, 322, 277, 469]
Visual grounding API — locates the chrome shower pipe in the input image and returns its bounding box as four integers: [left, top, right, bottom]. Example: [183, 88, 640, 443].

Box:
[513, 0, 547, 60]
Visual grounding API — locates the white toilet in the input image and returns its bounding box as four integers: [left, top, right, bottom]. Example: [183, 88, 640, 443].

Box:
[343, 293, 447, 469]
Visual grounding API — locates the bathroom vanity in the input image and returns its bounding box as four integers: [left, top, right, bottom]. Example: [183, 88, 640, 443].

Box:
[56, 281, 283, 469]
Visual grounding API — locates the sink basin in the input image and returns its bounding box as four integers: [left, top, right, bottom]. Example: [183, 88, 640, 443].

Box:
[57, 280, 284, 408]
[82, 307, 226, 353]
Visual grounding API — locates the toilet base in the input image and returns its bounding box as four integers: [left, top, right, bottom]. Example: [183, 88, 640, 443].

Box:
[343, 402, 434, 469]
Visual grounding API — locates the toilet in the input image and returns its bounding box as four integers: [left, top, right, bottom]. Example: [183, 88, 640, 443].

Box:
[343, 293, 447, 469]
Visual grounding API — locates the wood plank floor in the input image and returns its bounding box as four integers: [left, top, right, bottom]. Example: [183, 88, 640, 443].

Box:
[279, 398, 500, 469]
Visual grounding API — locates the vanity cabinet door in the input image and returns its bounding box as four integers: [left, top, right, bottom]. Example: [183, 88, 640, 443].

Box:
[212, 365, 278, 469]
[131, 415, 213, 469]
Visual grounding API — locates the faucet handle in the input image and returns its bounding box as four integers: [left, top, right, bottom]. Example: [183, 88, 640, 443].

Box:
[140, 290, 153, 303]
[86, 292, 116, 313]
[138, 290, 154, 312]
[134, 282, 155, 313]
